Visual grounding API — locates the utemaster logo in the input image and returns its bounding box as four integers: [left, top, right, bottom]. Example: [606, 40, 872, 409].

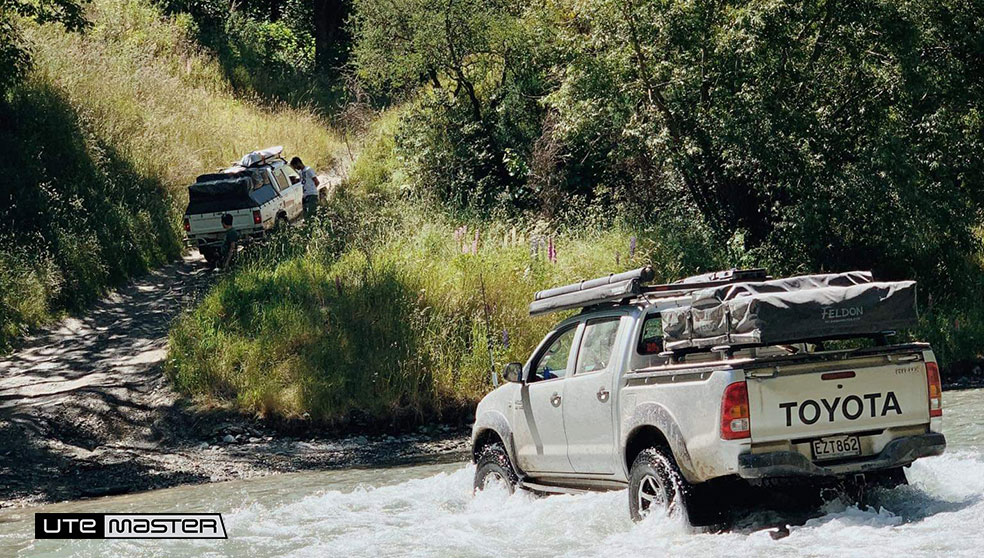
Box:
[35, 513, 227, 539]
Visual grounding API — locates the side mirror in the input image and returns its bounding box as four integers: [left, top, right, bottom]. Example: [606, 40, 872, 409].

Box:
[502, 362, 523, 383]
[290, 176, 300, 184]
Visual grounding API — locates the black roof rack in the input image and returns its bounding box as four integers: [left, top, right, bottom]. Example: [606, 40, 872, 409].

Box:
[528, 267, 769, 316]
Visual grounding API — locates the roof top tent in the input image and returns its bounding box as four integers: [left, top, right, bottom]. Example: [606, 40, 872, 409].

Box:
[528, 267, 769, 316]
[529, 267, 918, 350]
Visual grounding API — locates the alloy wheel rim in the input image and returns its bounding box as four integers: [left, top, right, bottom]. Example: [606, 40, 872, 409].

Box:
[637, 474, 667, 515]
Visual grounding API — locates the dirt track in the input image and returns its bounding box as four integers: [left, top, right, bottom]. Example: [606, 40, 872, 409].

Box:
[0, 252, 468, 508]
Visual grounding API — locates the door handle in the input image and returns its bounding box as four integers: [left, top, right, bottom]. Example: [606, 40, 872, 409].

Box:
[597, 387, 610, 402]
[550, 393, 562, 407]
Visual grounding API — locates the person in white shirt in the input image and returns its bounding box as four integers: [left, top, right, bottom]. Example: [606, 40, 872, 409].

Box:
[290, 156, 321, 219]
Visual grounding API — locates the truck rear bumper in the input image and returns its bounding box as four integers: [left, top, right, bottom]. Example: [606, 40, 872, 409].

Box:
[186, 228, 267, 247]
[737, 432, 946, 479]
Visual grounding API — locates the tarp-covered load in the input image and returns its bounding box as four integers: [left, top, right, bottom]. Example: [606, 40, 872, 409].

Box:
[661, 271, 917, 350]
[186, 169, 277, 214]
[188, 175, 253, 201]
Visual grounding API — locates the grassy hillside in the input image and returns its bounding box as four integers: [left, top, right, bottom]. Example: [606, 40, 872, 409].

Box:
[0, 0, 341, 349]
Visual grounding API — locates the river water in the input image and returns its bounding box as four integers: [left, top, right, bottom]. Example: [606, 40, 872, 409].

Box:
[3, 389, 983, 557]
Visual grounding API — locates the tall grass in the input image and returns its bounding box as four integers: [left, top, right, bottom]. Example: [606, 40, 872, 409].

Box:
[0, 0, 343, 349]
[167, 120, 728, 425]
[167, 203, 724, 425]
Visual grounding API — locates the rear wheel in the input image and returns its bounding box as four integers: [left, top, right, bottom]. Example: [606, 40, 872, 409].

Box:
[474, 443, 517, 494]
[629, 448, 689, 521]
[200, 246, 220, 266]
[275, 214, 288, 231]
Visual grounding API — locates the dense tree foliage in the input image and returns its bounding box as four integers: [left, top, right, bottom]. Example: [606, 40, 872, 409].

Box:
[352, 0, 984, 292]
[550, 0, 984, 286]
[158, 0, 349, 110]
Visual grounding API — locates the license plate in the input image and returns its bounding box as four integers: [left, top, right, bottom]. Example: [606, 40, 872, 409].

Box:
[811, 435, 861, 460]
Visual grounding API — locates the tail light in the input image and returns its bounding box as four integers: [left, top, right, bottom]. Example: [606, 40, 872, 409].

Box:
[183, 217, 190, 232]
[252, 210, 262, 225]
[926, 361, 942, 417]
[721, 381, 751, 440]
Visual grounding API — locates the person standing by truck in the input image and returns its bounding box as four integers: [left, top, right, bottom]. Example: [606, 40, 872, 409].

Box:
[219, 213, 239, 269]
[290, 157, 321, 219]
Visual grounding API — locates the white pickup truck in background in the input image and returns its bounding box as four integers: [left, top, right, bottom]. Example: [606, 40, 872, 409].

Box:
[471, 267, 945, 526]
[183, 146, 317, 265]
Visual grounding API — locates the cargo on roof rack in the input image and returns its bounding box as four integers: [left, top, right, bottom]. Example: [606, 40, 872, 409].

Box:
[529, 267, 918, 350]
[239, 145, 284, 168]
[528, 266, 767, 316]
[661, 271, 917, 350]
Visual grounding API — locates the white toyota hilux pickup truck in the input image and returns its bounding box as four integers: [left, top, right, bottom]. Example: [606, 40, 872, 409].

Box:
[471, 267, 945, 525]
[183, 146, 320, 265]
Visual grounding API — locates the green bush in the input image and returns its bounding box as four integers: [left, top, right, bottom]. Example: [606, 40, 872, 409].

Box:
[167, 171, 733, 424]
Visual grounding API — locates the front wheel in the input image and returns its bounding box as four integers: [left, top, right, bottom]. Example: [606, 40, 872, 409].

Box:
[474, 443, 518, 494]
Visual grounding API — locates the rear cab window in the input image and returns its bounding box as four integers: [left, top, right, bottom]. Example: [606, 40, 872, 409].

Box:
[638, 314, 663, 355]
[632, 313, 667, 369]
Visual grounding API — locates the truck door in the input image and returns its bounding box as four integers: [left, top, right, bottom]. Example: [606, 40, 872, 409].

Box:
[512, 323, 581, 474]
[283, 165, 305, 218]
[272, 169, 299, 219]
[562, 316, 623, 474]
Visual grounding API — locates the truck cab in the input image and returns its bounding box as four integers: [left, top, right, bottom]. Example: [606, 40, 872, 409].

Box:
[471, 267, 946, 525]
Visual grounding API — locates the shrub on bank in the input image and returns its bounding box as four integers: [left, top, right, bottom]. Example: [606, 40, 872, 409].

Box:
[167, 193, 728, 425]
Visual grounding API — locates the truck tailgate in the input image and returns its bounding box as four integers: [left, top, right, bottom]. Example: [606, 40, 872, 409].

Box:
[745, 352, 930, 443]
[188, 210, 252, 236]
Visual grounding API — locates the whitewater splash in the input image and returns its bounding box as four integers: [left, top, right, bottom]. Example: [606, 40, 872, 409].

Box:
[16, 452, 980, 558]
[227, 453, 984, 558]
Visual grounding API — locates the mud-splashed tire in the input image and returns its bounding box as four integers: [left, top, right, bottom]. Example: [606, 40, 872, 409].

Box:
[474, 443, 517, 494]
[629, 447, 693, 523]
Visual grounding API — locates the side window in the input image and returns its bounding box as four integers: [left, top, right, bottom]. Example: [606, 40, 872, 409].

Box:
[531, 326, 577, 382]
[637, 314, 663, 355]
[255, 170, 274, 191]
[273, 169, 290, 191]
[576, 318, 620, 375]
[284, 165, 301, 184]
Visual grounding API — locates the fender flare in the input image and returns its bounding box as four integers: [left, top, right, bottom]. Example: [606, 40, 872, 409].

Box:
[621, 402, 699, 483]
[472, 411, 524, 479]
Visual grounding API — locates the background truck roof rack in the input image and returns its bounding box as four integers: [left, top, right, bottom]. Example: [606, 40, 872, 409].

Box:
[529, 267, 770, 316]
